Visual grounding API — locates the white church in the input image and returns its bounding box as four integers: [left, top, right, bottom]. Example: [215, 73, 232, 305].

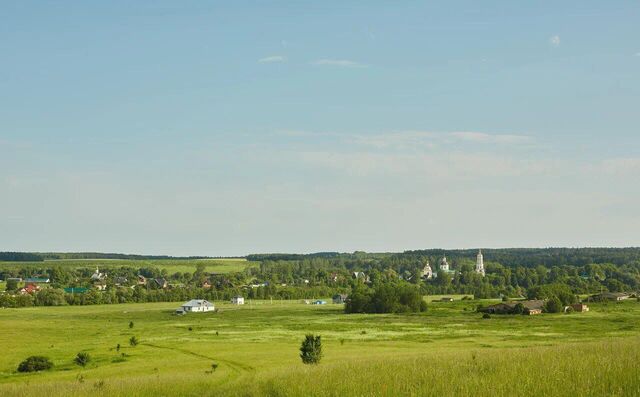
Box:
[421, 250, 485, 279]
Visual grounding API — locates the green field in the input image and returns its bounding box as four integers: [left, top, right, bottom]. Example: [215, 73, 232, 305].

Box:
[0, 298, 639, 396]
[0, 258, 256, 275]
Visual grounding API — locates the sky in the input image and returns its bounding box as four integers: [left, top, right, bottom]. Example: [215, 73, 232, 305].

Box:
[1, 1, 639, 256]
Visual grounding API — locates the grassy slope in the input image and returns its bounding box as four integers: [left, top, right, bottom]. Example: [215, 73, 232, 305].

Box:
[0, 300, 638, 396]
[0, 258, 256, 274]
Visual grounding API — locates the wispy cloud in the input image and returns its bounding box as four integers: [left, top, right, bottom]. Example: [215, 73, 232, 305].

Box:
[449, 131, 532, 144]
[258, 55, 286, 63]
[549, 35, 561, 47]
[311, 59, 368, 68]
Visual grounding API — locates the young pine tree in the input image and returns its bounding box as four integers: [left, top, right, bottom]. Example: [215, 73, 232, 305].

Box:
[299, 334, 322, 365]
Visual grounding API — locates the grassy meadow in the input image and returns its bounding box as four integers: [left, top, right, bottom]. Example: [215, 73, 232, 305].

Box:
[0, 258, 256, 275]
[0, 298, 639, 396]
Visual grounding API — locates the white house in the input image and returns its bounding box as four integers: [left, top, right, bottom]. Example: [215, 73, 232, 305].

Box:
[231, 296, 245, 305]
[177, 299, 214, 314]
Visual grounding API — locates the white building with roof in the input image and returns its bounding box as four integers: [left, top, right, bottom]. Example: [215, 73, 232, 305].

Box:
[177, 299, 214, 314]
[231, 296, 245, 305]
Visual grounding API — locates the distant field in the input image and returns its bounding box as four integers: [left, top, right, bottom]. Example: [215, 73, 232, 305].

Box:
[0, 258, 257, 274]
[0, 299, 638, 396]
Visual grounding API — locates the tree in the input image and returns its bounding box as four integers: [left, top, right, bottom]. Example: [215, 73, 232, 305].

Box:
[513, 303, 525, 315]
[544, 297, 563, 313]
[6, 278, 18, 291]
[17, 356, 53, 372]
[129, 321, 134, 329]
[299, 334, 322, 364]
[129, 336, 139, 346]
[34, 289, 67, 306]
[74, 352, 91, 367]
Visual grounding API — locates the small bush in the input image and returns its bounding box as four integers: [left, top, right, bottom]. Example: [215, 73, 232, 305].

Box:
[513, 303, 525, 315]
[544, 297, 563, 313]
[482, 313, 491, 319]
[17, 356, 53, 372]
[74, 352, 91, 367]
[129, 321, 134, 329]
[129, 336, 139, 346]
[300, 334, 322, 365]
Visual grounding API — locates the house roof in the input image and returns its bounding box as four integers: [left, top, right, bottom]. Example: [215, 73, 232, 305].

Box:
[64, 287, 89, 293]
[24, 277, 50, 283]
[182, 299, 213, 307]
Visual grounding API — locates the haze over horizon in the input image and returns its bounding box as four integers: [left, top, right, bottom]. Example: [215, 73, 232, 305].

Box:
[2, 1, 639, 256]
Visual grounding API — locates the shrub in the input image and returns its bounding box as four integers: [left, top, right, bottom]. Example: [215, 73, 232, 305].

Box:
[129, 321, 134, 329]
[482, 313, 491, 319]
[513, 303, 525, 315]
[129, 336, 139, 346]
[544, 297, 563, 313]
[345, 283, 426, 314]
[300, 334, 322, 364]
[17, 356, 53, 372]
[74, 352, 91, 367]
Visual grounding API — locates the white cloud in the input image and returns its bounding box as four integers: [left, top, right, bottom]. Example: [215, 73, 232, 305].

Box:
[449, 131, 533, 144]
[550, 35, 561, 47]
[296, 150, 557, 179]
[311, 59, 368, 68]
[597, 158, 640, 176]
[258, 55, 286, 63]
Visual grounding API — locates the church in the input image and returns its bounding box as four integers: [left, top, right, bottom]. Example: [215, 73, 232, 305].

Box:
[423, 250, 486, 279]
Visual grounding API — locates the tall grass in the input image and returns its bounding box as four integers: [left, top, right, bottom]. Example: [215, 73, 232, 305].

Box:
[0, 338, 637, 396]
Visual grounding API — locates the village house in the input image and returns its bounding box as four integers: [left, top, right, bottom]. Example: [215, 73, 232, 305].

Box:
[148, 278, 168, 289]
[588, 292, 630, 302]
[90, 267, 107, 282]
[202, 280, 212, 289]
[332, 294, 348, 304]
[24, 277, 50, 284]
[352, 272, 370, 283]
[114, 276, 128, 286]
[19, 284, 40, 295]
[137, 275, 147, 285]
[176, 299, 215, 314]
[480, 300, 545, 315]
[231, 295, 245, 305]
[571, 303, 590, 312]
[64, 287, 89, 294]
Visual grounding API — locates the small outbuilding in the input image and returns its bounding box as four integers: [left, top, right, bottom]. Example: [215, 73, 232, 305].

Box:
[332, 294, 348, 304]
[231, 296, 245, 305]
[571, 303, 590, 312]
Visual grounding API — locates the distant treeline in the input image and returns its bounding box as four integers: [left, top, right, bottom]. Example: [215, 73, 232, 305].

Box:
[0, 252, 212, 262]
[250, 248, 640, 268]
[0, 252, 43, 262]
[247, 252, 344, 261]
[400, 248, 640, 267]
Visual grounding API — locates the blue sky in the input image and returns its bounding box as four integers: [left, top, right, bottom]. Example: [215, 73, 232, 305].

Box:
[1, 1, 639, 255]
